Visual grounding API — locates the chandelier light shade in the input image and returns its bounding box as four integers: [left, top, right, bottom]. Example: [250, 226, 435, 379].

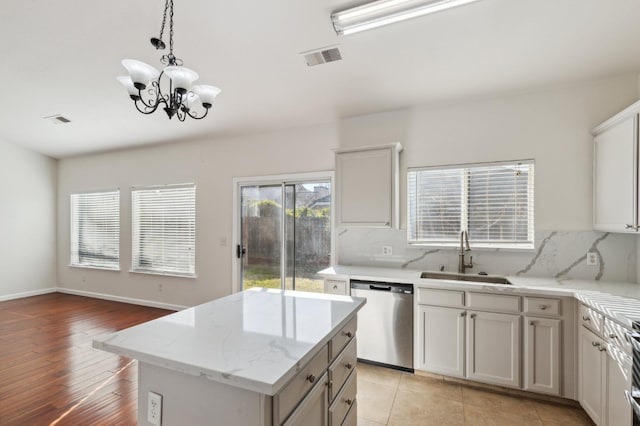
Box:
[332, 0, 482, 36]
[117, 0, 221, 121]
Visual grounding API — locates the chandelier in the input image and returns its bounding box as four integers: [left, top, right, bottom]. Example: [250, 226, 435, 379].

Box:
[117, 0, 220, 121]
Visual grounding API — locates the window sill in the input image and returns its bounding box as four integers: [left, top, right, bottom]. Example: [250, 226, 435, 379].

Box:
[69, 264, 121, 272]
[129, 269, 197, 279]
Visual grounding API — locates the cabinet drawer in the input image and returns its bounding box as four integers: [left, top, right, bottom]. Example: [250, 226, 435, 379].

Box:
[524, 297, 561, 316]
[604, 318, 632, 355]
[467, 292, 521, 313]
[276, 345, 329, 424]
[326, 279, 348, 295]
[342, 400, 357, 426]
[417, 288, 464, 308]
[329, 369, 356, 426]
[329, 338, 357, 402]
[330, 317, 357, 360]
[579, 304, 603, 335]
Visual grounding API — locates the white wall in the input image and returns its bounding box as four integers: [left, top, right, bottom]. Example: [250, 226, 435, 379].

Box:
[339, 74, 639, 231]
[0, 139, 57, 299]
[57, 124, 338, 307]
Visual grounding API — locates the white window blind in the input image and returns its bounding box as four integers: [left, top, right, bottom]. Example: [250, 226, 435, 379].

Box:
[70, 190, 120, 269]
[132, 184, 196, 276]
[408, 161, 534, 248]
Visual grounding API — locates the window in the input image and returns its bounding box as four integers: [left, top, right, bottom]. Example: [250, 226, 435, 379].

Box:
[70, 190, 120, 269]
[132, 184, 196, 276]
[407, 160, 534, 248]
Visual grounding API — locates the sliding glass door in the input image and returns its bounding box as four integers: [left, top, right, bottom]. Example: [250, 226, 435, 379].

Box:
[237, 175, 332, 293]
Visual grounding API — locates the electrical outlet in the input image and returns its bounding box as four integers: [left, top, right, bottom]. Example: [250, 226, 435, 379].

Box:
[382, 246, 393, 256]
[148, 391, 162, 426]
[586, 252, 598, 266]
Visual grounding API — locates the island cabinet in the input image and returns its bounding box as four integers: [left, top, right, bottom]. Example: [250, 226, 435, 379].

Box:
[592, 100, 640, 233]
[335, 143, 402, 228]
[93, 289, 365, 426]
[416, 286, 575, 398]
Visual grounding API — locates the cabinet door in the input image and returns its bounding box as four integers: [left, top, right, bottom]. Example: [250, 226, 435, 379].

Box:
[605, 345, 633, 426]
[418, 305, 465, 377]
[466, 311, 521, 388]
[579, 326, 604, 425]
[283, 372, 329, 426]
[524, 317, 561, 395]
[593, 114, 637, 232]
[335, 146, 396, 227]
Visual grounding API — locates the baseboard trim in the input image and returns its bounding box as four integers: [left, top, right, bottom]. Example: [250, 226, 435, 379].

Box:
[56, 287, 187, 311]
[0, 287, 58, 302]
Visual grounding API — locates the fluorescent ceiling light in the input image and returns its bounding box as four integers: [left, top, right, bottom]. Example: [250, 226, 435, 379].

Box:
[332, 0, 482, 36]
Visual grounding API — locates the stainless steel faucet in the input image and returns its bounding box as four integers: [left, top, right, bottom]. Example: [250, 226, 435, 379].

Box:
[458, 230, 473, 274]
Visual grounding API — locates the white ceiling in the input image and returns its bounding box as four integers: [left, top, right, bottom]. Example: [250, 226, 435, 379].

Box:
[2, 0, 640, 158]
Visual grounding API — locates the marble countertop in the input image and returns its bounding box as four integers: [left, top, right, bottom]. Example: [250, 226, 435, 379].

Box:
[93, 288, 366, 395]
[319, 265, 640, 326]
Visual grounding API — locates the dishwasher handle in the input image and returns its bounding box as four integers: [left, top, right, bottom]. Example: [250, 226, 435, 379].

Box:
[368, 285, 392, 291]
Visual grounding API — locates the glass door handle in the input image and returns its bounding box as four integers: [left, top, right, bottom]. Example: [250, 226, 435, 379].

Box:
[236, 245, 246, 259]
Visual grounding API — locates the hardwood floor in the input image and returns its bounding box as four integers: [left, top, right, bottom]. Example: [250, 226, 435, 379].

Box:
[0, 293, 172, 425]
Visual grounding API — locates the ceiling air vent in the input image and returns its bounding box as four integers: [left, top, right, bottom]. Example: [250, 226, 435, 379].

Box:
[301, 46, 342, 67]
[44, 114, 72, 125]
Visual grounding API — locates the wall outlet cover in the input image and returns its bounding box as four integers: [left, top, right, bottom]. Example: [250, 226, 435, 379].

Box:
[586, 252, 598, 266]
[148, 391, 162, 426]
[382, 246, 393, 256]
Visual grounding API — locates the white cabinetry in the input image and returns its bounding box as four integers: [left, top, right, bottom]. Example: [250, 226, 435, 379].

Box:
[524, 316, 561, 395]
[579, 325, 605, 424]
[592, 101, 640, 232]
[335, 143, 402, 228]
[418, 305, 465, 377]
[467, 311, 521, 388]
[605, 345, 633, 426]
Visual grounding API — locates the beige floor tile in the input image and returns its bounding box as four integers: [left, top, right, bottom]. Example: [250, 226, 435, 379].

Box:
[533, 401, 594, 425]
[464, 404, 543, 426]
[357, 417, 386, 426]
[357, 377, 397, 425]
[357, 362, 403, 389]
[399, 373, 463, 402]
[462, 386, 539, 419]
[388, 389, 465, 426]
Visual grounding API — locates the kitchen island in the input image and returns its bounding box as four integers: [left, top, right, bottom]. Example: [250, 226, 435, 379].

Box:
[93, 288, 366, 426]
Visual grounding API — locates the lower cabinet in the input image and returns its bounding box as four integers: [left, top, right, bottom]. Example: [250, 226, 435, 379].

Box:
[579, 326, 605, 424]
[418, 306, 521, 388]
[524, 316, 561, 395]
[283, 373, 329, 426]
[467, 311, 521, 388]
[605, 345, 633, 426]
[418, 305, 465, 377]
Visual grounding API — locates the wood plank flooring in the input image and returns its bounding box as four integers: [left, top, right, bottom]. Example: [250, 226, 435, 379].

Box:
[0, 293, 172, 425]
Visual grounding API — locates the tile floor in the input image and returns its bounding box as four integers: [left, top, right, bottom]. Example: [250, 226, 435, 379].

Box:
[356, 363, 594, 426]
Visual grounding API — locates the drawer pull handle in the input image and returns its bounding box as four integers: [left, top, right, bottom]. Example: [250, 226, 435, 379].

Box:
[599, 346, 607, 352]
[344, 331, 353, 338]
[582, 316, 591, 321]
[345, 398, 354, 406]
[609, 334, 619, 340]
[333, 285, 338, 290]
[346, 362, 353, 370]
[539, 305, 547, 310]
[470, 314, 476, 319]
[530, 321, 535, 326]
[460, 312, 466, 318]
[306, 374, 316, 384]
[592, 341, 600, 348]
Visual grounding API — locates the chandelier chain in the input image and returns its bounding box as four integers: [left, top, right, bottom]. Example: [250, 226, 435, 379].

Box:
[169, 0, 175, 57]
[158, 0, 169, 41]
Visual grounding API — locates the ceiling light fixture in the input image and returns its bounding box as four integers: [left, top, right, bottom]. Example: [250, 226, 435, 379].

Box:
[117, 0, 221, 121]
[332, 0, 482, 36]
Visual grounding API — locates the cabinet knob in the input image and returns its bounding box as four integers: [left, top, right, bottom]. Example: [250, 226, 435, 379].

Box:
[539, 305, 548, 310]
[626, 224, 636, 229]
[599, 346, 607, 352]
[333, 285, 338, 290]
[591, 341, 600, 348]
[470, 314, 476, 319]
[306, 374, 316, 384]
[529, 321, 535, 326]
[344, 331, 353, 338]
[345, 398, 354, 406]
[609, 334, 618, 340]
[582, 316, 591, 322]
[460, 312, 466, 317]
[346, 362, 353, 370]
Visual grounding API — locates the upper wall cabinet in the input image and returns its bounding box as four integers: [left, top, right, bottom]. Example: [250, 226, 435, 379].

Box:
[592, 101, 640, 233]
[335, 143, 402, 228]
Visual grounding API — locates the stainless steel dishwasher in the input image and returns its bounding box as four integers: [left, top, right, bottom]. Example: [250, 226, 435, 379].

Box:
[350, 279, 413, 372]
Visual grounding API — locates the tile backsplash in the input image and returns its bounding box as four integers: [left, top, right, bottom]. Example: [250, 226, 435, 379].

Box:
[337, 229, 637, 282]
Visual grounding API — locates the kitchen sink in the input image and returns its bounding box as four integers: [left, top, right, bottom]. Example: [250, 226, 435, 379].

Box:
[420, 271, 512, 285]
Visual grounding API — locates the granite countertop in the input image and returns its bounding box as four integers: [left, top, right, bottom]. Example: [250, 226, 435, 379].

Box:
[93, 288, 366, 395]
[319, 265, 640, 325]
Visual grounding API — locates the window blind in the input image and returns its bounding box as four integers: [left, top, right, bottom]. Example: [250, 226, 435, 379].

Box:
[408, 161, 534, 248]
[132, 184, 196, 276]
[70, 190, 120, 269]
